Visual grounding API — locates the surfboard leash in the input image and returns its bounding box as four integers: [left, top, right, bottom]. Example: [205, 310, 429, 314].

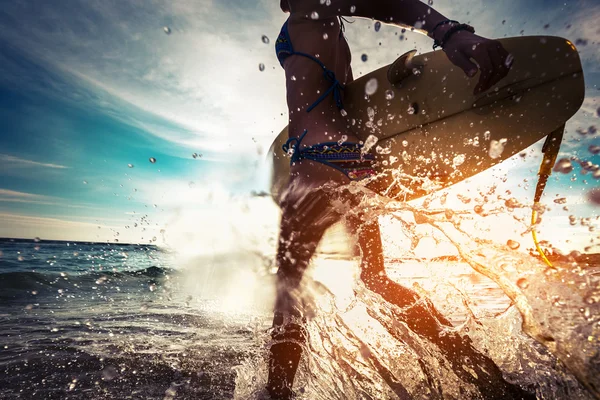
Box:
[531, 124, 565, 268]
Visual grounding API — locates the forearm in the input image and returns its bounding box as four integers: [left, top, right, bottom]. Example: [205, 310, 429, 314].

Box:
[288, 0, 454, 39]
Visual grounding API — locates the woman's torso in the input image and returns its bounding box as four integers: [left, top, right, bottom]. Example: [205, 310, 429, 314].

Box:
[282, 16, 357, 147]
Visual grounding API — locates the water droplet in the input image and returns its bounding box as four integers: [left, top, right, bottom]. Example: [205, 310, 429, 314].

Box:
[412, 67, 422, 76]
[375, 145, 391, 155]
[505, 198, 521, 209]
[291, 75, 297, 81]
[17, 255, 24, 261]
[261, 35, 270, 44]
[488, 138, 507, 159]
[374, 22, 381, 32]
[258, 63, 265, 72]
[127, 163, 134, 168]
[507, 239, 520, 250]
[337, 135, 348, 145]
[474, 205, 484, 214]
[588, 188, 600, 205]
[322, 33, 329, 40]
[102, 365, 119, 381]
[428, 0, 434, 4]
[340, 109, 348, 117]
[589, 145, 600, 155]
[367, 107, 375, 120]
[33, 237, 41, 243]
[384, 90, 395, 100]
[83, 180, 88, 184]
[457, 194, 471, 204]
[553, 197, 567, 204]
[350, 5, 356, 13]
[163, 26, 171, 35]
[310, 11, 319, 19]
[583, 291, 600, 305]
[362, 135, 379, 153]
[402, 140, 408, 147]
[407, 105, 415, 115]
[361, 53, 368, 62]
[516, 278, 529, 289]
[484, 131, 491, 140]
[365, 78, 378, 96]
[452, 154, 465, 167]
[553, 158, 573, 174]
[149, 157, 156, 163]
[552, 296, 564, 307]
[149, 284, 156, 292]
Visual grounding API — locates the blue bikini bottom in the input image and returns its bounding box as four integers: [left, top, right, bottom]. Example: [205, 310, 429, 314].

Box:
[282, 130, 377, 181]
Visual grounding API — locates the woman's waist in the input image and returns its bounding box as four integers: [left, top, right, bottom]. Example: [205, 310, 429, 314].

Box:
[287, 119, 360, 147]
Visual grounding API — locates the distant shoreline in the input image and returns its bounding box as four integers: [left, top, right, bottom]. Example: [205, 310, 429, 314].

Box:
[0, 237, 156, 247]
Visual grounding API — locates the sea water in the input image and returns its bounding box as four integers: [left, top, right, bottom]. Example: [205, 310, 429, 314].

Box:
[0, 230, 598, 399]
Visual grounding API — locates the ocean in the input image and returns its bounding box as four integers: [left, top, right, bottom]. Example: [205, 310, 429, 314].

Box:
[1, 237, 599, 399]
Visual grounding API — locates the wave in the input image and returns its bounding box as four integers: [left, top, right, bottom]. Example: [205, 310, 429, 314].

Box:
[0, 266, 174, 299]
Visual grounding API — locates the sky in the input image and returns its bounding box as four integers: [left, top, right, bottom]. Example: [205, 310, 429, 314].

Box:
[0, 0, 598, 254]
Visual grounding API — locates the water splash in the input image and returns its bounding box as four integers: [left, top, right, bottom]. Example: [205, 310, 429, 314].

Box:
[234, 180, 599, 398]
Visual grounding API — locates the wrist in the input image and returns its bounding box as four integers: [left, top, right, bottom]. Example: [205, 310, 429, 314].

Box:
[427, 19, 458, 42]
[432, 23, 476, 50]
[429, 23, 455, 43]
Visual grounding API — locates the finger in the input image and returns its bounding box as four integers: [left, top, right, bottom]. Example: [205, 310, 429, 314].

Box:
[473, 47, 494, 95]
[448, 49, 478, 78]
[486, 45, 509, 89]
[495, 42, 513, 69]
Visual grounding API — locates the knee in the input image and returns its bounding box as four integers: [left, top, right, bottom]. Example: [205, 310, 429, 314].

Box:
[271, 312, 307, 343]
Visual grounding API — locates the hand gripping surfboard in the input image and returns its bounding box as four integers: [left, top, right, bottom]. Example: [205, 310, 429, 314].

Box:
[268, 36, 584, 203]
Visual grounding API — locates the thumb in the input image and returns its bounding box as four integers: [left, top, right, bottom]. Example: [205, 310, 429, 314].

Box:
[448, 50, 478, 77]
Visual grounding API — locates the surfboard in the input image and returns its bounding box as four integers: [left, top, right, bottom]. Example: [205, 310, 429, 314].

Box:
[269, 36, 584, 202]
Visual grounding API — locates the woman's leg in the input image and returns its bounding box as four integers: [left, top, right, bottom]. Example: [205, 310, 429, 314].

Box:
[346, 215, 419, 307]
[346, 214, 455, 339]
[267, 185, 340, 399]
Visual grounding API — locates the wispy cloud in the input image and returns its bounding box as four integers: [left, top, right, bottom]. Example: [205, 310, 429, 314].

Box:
[0, 212, 114, 229]
[0, 0, 287, 158]
[0, 154, 68, 169]
[0, 189, 53, 201]
[0, 188, 104, 210]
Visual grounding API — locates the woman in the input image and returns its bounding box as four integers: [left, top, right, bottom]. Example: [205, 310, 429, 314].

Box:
[268, 0, 514, 398]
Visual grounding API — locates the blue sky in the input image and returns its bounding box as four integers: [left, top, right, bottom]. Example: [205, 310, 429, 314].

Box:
[0, 0, 598, 251]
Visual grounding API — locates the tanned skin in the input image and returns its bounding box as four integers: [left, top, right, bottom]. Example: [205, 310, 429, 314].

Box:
[268, 1, 512, 398]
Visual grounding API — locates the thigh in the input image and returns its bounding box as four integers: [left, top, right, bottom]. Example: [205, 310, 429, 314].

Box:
[277, 184, 340, 278]
[275, 182, 344, 315]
